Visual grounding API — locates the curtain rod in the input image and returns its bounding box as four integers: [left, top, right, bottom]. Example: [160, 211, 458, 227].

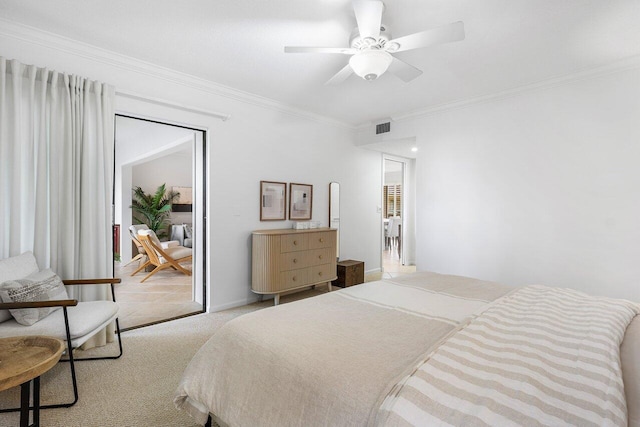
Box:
[115, 89, 231, 121]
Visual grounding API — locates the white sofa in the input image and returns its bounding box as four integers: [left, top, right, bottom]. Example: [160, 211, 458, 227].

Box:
[171, 223, 193, 248]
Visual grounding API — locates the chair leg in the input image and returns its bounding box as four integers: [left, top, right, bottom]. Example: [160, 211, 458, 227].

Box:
[73, 317, 124, 361]
[140, 265, 166, 283]
[131, 260, 150, 276]
[165, 257, 192, 277]
[123, 253, 143, 267]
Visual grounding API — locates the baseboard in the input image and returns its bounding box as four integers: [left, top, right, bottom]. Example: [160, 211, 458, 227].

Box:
[209, 297, 259, 313]
[366, 267, 382, 274]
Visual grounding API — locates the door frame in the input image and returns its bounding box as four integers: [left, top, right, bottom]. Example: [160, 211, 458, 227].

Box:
[113, 113, 208, 312]
[381, 154, 411, 270]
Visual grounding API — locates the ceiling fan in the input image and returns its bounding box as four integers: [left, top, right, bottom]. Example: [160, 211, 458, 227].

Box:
[284, 0, 465, 85]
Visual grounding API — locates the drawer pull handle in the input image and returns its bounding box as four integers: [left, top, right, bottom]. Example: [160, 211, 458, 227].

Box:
[318, 272, 323, 276]
[292, 276, 297, 281]
[318, 255, 323, 259]
[293, 258, 298, 263]
[319, 238, 324, 243]
[293, 240, 297, 245]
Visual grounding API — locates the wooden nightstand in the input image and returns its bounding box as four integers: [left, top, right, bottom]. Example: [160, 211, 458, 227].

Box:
[332, 260, 364, 288]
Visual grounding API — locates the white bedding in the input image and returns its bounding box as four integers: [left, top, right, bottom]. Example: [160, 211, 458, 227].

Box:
[379, 285, 638, 426]
[174, 272, 640, 426]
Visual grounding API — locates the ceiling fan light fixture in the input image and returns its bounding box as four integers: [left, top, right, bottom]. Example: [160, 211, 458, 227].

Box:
[349, 50, 392, 81]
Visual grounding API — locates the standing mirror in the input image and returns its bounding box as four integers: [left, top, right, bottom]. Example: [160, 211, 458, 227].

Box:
[329, 182, 340, 259]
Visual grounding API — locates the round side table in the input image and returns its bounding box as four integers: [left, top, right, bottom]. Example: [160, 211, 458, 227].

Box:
[0, 336, 65, 427]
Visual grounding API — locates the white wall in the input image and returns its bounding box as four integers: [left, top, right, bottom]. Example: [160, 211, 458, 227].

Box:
[0, 23, 382, 311]
[404, 67, 640, 301]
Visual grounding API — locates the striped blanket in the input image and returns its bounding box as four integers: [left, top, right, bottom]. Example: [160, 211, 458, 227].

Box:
[379, 285, 639, 427]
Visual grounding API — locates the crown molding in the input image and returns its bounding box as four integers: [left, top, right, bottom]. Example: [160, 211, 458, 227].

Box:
[387, 55, 640, 124]
[0, 18, 355, 130]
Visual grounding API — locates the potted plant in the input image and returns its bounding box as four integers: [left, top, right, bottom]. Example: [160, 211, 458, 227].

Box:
[130, 184, 180, 240]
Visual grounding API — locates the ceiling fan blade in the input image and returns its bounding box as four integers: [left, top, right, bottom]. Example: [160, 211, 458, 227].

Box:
[325, 64, 354, 85]
[353, 0, 383, 40]
[387, 21, 465, 53]
[285, 46, 356, 54]
[388, 57, 423, 83]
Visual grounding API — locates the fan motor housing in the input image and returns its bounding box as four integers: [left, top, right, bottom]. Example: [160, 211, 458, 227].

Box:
[349, 25, 391, 51]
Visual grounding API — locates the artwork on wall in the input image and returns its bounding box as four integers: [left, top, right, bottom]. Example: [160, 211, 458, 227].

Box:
[260, 181, 287, 221]
[289, 183, 313, 220]
[172, 186, 193, 212]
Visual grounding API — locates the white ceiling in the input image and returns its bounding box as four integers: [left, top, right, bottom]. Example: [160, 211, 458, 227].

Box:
[1, 0, 639, 126]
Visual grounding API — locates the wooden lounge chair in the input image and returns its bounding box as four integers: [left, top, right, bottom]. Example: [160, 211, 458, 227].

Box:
[134, 230, 192, 283]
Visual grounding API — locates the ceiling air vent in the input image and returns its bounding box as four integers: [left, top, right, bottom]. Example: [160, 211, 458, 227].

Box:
[376, 122, 391, 135]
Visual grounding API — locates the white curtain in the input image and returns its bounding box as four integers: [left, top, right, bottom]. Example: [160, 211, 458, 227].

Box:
[0, 57, 115, 347]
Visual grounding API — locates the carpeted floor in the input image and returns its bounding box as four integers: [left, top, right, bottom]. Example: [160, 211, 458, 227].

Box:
[0, 288, 330, 427]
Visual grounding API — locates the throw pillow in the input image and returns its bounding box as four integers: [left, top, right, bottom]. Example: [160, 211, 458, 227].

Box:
[184, 224, 193, 239]
[0, 251, 40, 323]
[0, 269, 69, 326]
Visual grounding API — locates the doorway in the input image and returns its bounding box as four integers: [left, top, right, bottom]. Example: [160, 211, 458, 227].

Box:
[383, 159, 403, 268]
[382, 157, 416, 277]
[113, 115, 207, 330]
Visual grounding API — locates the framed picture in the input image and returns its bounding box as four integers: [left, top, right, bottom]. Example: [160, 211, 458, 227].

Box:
[260, 181, 287, 221]
[289, 183, 313, 220]
[172, 186, 193, 212]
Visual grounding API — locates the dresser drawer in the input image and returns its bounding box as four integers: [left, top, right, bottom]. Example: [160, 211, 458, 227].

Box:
[308, 231, 333, 249]
[280, 234, 308, 253]
[280, 252, 309, 271]
[279, 268, 309, 290]
[307, 248, 333, 266]
[309, 264, 335, 284]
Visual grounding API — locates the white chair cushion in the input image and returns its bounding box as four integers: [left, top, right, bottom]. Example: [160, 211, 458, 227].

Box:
[0, 300, 119, 348]
[0, 252, 40, 323]
[0, 269, 69, 326]
[161, 240, 180, 249]
[161, 246, 192, 263]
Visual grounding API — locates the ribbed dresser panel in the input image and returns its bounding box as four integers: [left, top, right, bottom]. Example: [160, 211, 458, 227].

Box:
[251, 233, 281, 293]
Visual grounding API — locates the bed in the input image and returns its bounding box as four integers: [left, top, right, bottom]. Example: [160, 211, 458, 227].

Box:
[175, 271, 640, 427]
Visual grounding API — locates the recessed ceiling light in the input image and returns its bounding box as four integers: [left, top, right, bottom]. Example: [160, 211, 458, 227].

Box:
[411, 147, 418, 152]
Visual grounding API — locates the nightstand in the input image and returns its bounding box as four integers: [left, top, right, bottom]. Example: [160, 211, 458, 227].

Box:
[332, 260, 364, 288]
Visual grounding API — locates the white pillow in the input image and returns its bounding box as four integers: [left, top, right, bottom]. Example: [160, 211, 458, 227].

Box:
[0, 269, 69, 326]
[0, 251, 40, 323]
[184, 224, 193, 239]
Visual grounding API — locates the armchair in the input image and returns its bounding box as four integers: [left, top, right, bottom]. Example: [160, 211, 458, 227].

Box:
[136, 230, 192, 283]
[0, 252, 122, 411]
[125, 224, 178, 268]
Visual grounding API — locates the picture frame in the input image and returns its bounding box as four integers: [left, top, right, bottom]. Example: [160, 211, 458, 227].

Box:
[260, 181, 287, 221]
[289, 183, 313, 220]
[172, 186, 193, 212]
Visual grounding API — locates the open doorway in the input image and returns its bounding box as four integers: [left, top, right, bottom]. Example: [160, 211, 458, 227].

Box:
[382, 157, 416, 277]
[113, 115, 206, 330]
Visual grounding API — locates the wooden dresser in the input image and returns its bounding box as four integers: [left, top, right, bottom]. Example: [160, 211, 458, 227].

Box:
[252, 228, 337, 304]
